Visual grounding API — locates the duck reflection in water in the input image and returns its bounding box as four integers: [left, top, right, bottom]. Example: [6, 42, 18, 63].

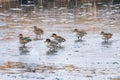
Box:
[19, 46, 30, 55]
[101, 41, 112, 48]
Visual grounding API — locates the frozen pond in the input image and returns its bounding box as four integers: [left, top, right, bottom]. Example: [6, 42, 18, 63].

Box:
[0, 5, 120, 80]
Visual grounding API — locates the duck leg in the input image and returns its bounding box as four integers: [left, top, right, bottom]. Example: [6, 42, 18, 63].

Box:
[36, 34, 39, 40]
[80, 37, 82, 41]
[49, 47, 53, 51]
[39, 34, 42, 40]
[36, 34, 38, 39]
[23, 44, 26, 48]
[78, 36, 80, 40]
[104, 39, 108, 43]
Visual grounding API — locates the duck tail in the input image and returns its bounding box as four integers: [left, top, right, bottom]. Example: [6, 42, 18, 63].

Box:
[28, 39, 32, 41]
[26, 38, 32, 42]
[63, 38, 66, 42]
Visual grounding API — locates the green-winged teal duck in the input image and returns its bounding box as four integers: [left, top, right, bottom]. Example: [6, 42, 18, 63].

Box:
[18, 34, 32, 47]
[45, 38, 58, 51]
[33, 26, 44, 39]
[100, 31, 112, 42]
[73, 29, 87, 40]
[51, 33, 66, 46]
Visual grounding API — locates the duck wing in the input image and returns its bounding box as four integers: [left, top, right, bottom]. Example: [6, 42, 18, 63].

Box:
[37, 28, 44, 34]
[104, 33, 112, 39]
[56, 36, 66, 42]
[23, 37, 32, 42]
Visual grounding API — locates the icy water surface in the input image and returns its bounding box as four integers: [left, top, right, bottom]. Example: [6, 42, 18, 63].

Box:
[0, 6, 120, 80]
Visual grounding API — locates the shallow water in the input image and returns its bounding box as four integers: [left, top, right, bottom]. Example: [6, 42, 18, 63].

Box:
[0, 4, 120, 80]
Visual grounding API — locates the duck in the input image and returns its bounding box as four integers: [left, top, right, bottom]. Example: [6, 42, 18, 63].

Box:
[100, 31, 112, 42]
[51, 33, 66, 46]
[33, 26, 44, 40]
[45, 38, 58, 51]
[18, 34, 32, 47]
[73, 29, 87, 40]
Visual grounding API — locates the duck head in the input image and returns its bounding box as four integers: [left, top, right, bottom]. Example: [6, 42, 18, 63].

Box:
[73, 29, 78, 32]
[45, 38, 51, 43]
[18, 34, 23, 38]
[51, 33, 57, 37]
[100, 31, 104, 35]
[34, 26, 37, 29]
